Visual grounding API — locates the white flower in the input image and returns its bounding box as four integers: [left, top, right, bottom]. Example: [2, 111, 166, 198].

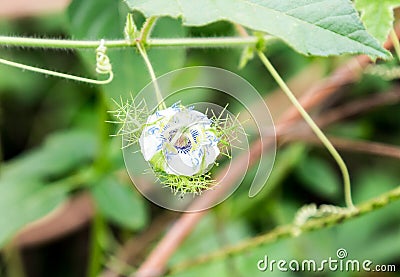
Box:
[139, 103, 220, 176]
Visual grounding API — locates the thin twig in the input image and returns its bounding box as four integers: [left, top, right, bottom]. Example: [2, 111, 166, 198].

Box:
[15, 67, 399, 249]
[16, 193, 94, 247]
[0, 35, 276, 49]
[316, 88, 400, 128]
[282, 135, 400, 160]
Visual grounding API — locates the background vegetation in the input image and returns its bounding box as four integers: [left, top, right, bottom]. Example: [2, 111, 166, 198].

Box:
[0, 0, 399, 276]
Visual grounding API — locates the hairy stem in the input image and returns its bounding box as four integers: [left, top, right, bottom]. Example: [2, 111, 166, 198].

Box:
[140, 16, 158, 44]
[257, 50, 354, 208]
[136, 43, 166, 109]
[0, 36, 126, 49]
[0, 35, 275, 49]
[169, 185, 400, 274]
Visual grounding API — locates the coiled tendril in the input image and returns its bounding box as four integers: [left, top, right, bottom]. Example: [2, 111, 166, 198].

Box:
[95, 39, 112, 75]
[0, 39, 113, 84]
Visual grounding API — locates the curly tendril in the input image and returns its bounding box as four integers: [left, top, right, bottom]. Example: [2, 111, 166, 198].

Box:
[95, 39, 112, 75]
[0, 39, 113, 84]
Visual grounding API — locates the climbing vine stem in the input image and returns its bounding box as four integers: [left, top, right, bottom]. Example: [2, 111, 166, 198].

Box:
[0, 35, 275, 49]
[136, 42, 166, 110]
[390, 28, 400, 61]
[135, 16, 166, 109]
[256, 50, 354, 209]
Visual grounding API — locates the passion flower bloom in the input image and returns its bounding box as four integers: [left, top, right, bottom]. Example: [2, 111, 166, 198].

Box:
[139, 103, 220, 177]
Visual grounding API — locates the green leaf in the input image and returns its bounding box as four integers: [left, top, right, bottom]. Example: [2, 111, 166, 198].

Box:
[0, 130, 96, 247]
[67, 0, 186, 100]
[0, 181, 68, 247]
[125, 0, 389, 59]
[1, 130, 97, 183]
[355, 0, 400, 45]
[91, 176, 148, 230]
[295, 155, 341, 199]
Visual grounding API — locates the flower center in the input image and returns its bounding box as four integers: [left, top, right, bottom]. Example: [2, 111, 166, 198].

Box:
[175, 134, 189, 147]
[172, 133, 191, 154]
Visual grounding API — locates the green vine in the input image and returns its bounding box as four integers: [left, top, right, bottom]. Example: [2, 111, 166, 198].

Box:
[0, 35, 275, 49]
[136, 42, 166, 109]
[256, 50, 354, 209]
[168, 185, 400, 275]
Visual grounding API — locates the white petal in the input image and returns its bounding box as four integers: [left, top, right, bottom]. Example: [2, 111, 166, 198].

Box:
[204, 145, 220, 167]
[165, 153, 199, 176]
[156, 107, 177, 119]
[139, 134, 163, 161]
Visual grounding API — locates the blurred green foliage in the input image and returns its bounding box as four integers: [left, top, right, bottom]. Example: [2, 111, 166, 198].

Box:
[0, 0, 399, 276]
